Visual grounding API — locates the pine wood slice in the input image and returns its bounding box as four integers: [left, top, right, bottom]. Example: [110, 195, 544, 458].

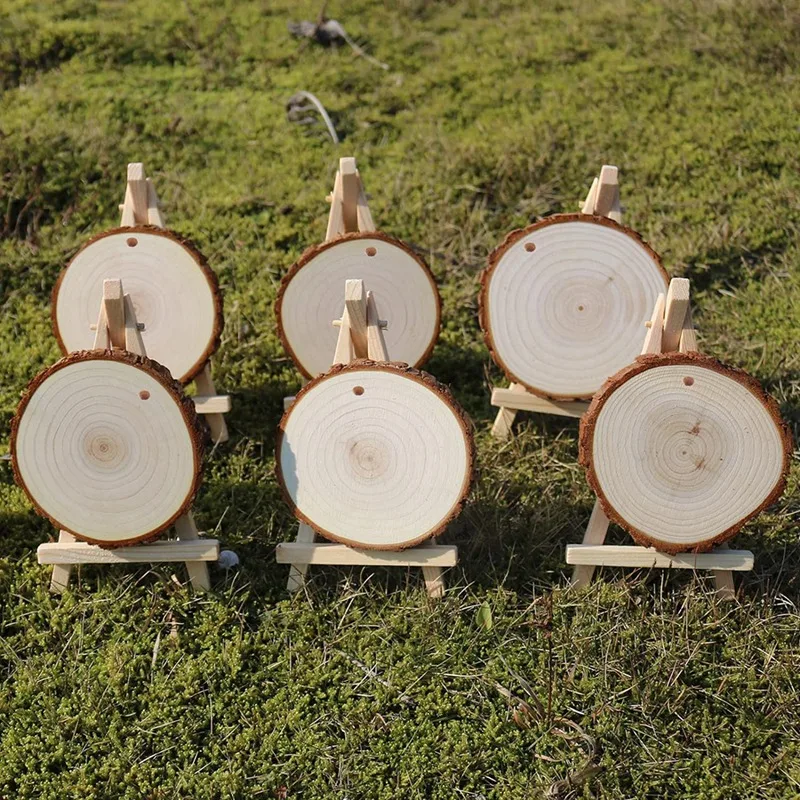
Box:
[53, 227, 223, 383]
[580, 352, 792, 553]
[276, 233, 441, 378]
[276, 361, 474, 549]
[480, 214, 669, 400]
[11, 350, 205, 547]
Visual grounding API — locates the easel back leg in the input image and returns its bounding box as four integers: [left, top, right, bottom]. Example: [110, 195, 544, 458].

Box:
[49, 531, 76, 593]
[286, 523, 315, 592]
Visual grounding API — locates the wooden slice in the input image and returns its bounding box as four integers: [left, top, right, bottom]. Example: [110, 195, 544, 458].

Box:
[52, 226, 223, 383]
[276, 360, 474, 549]
[580, 352, 792, 553]
[276, 232, 441, 378]
[11, 350, 205, 547]
[480, 214, 669, 400]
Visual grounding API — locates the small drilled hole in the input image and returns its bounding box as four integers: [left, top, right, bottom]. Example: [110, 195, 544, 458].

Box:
[365, 247, 377, 257]
[353, 386, 364, 396]
[578, 305, 585, 311]
[683, 377, 694, 387]
[127, 237, 138, 247]
[524, 242, 536, 252]
[139, 390, 150, 400]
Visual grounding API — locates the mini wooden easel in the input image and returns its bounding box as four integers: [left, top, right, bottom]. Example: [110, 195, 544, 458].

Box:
[282, 156, 375, 412]
[275, 279, 458, 597]
[325, 156, 375, 239]
[566, 278, 754, 599]
[490, 165, 622, 438]
[118, 162, 231, 443]
[37, 278, 220, 593]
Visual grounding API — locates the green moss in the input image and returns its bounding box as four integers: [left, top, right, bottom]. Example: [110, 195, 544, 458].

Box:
[0, 0, 799, 797]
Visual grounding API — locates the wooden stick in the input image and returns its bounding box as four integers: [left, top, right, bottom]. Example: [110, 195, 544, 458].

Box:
[345, 279, 368, 357]
[356, 180, 376, 232]
[124, 162, 149, 225]
[92, 303, 110, 350]
[566, 545, 753, 571]
[173, 511, 211, 591]
[123, 293, 146, 356]
[333, 308, 355, 364]
[325, 170, 344, 241]
[286, 522, 316, 592]
[194, 365, 229, 444]
[278, 541, 458, 567]
[340, 157, 360, 234]
[49, 531, 76, 593]
[366, 291, 388, 360]
[146, 178, 165, 228]
[490, 388, 588, 418]
[662, 278, 691, 353]
[39, 538, 219, 564]
[581, 177, 599, 215]
[569, 502, 611, 588]
[103, 279, 126, 349]
[679, 306, 698, 353]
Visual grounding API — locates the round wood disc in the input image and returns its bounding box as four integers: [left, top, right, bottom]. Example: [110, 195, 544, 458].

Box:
[52, 226, 223, 384]
[276, 360, 474, 549]
[11, 350, 205, 547]
[276, 232, 441, 378]
[580, 352, 792, 553]
[480, 214, 669, 400]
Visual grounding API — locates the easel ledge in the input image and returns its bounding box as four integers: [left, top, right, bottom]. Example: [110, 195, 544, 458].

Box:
[277, 278, 458, 598]
[38, 278, 220, 593]
[119, 162, 231, 443]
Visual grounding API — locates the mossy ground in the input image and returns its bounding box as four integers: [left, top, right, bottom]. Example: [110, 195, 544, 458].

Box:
[1, 1, 799, 797]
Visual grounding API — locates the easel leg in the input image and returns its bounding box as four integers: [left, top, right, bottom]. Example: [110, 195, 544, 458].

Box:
[712, 544, 736, 600]
[287, 523, 315, 593]
[195, 365, 229, 444]
[422, 566, 445, 598]
[173, 512, 211, 591]
[50, 531, 75, 593]
[491, 383, 525, 439]
[570, 501, 610, 589]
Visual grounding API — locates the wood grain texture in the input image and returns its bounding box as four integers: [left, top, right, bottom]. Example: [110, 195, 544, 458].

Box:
[275, 360, 474, 549]
[276, 232, 441, 378]
[11, 350, 205, 547]
[479, 214, 669, 400]
[52, 226, 223, 383]
[579, 351, 792, 553]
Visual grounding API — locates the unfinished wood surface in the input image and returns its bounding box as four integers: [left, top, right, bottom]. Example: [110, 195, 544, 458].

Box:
[490, 387, 589, 418]
[12, 350, 204, 547]
[277, 541, 458, 567]
[276, 232, 440, 378]
[38, 538, 219, 564]
[480, 214, 668, 400]
[276, 361, 473, 549]
[566, 545, 754, 570]
[53, 227, 222, 383]
[580, 351, 791, 553]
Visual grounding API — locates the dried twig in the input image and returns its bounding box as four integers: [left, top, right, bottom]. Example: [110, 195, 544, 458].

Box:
[286, 91, 340, 144]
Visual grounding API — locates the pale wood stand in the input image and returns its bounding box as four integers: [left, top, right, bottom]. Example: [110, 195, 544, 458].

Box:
[566, 278, 754, 598]
[119, 163, 230, 443]
[37, 278, 220, 592]
[490, 165, 622, 437]
[275, 279, 458, 598]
